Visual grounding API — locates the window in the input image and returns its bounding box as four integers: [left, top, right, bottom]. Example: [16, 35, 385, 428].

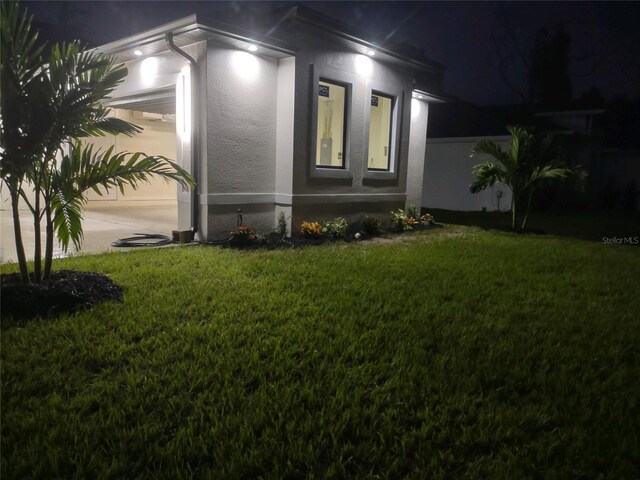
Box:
[316, 80, 347, 168]
[368, 92, 394, 171]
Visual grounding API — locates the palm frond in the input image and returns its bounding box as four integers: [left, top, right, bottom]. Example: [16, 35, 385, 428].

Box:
[469, 162, 508, 193]
[50, 144, 194, 251]
[471, 140, 510, 166]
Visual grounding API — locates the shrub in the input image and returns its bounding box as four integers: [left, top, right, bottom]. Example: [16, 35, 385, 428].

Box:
[300, 221, 323, 238]
[229, 226, 258, 245]
[406, 204, 420, 220]
[362, 215, 383, 236]
[323, 217, 348, 239]
[390, 209, 413, 232]
[276, 212, 288, 237]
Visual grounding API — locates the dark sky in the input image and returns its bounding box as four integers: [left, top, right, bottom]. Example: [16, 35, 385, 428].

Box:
[22, 1, 640, 105]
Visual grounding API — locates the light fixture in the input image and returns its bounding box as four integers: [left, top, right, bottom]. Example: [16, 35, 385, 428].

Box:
[248, 44, 258, 52]
[366, 49, 375, 57]
[134, 49, 143, 56]
[418, 95, 423, 99]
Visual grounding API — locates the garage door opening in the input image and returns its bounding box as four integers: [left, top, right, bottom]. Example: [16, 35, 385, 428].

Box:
[84, 87, 181, 239]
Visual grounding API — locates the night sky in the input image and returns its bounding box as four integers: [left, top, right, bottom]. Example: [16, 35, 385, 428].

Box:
[22, 1, 640, 105]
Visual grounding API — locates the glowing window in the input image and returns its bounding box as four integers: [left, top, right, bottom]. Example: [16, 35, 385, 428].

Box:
[316, 80, 347, 168]
[368, 92, 394, 171]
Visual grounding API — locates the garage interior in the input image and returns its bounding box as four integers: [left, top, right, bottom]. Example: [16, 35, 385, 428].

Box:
[0, 89, 183, 262]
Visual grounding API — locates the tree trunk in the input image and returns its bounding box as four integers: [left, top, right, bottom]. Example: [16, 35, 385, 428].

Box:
[32, 189, 42, 283]
[511, 194, 517, 231]
[10, 190, 31, 284]
[521, 190, 534, 232]
[43, 206, 54, 281]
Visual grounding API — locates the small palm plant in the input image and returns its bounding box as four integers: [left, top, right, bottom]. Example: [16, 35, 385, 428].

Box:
[470, 126, 578, 231]
[1, 1, 194, 283]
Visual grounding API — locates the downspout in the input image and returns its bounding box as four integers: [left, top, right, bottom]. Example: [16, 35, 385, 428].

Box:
[165, 32, 200, 238]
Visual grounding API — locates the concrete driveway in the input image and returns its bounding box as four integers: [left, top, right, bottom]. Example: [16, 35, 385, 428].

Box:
[1, 201, 178, 264]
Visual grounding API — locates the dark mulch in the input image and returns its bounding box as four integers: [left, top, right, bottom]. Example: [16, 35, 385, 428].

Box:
[1, 270, 123, 322]
[219, 224, 444, 250]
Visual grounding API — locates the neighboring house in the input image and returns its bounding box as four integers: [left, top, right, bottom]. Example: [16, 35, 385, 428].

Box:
[88, 7, 447, 241]
[422, 102, 608, 212]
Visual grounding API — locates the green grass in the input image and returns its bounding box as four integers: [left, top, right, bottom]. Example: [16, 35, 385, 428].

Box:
[2, 227, 640, 479]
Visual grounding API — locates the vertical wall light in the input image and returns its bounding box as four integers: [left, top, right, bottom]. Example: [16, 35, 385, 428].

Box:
[176, 66, 191, 141]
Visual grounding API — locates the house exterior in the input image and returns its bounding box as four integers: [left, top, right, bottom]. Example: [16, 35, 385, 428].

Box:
[92, 7, 446, 241]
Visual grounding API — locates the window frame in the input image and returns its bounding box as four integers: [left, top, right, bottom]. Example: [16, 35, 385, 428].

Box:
[367, 91, 395, 172]
[363, 79, 404, 181]
[316, 78, 349, 170]
[309, 65, 355, 180]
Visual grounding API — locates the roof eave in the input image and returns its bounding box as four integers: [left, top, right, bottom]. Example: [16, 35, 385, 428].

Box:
[289, 6, 444, 76]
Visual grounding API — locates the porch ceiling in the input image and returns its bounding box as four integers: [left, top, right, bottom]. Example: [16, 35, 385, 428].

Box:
[104, 87, 176, 115]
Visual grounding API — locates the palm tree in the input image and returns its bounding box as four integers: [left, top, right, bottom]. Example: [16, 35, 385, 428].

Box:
[1, 1, 194, 283]
[470, 126, 576, 231]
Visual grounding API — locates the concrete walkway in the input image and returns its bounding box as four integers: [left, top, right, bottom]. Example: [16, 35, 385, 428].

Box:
[1, 201, 178, 264]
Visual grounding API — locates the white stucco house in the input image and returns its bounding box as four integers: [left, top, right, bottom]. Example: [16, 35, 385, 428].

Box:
[89, 6, 446, 241]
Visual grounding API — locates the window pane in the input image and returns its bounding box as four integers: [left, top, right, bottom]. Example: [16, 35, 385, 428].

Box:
[316, 80, 346, 168]
[368, 93, 393, 170]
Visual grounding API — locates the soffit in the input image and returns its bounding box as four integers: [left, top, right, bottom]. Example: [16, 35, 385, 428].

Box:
[96, 15, 294, 64]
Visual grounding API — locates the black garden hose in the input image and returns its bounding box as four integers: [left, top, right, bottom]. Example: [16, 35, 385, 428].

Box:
[111, 233, 172, 248]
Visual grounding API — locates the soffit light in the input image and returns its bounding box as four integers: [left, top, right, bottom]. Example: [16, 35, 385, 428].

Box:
[366, 49, 376, 57]
[134, 49, 143, 56]
[248, 44, 258, 52]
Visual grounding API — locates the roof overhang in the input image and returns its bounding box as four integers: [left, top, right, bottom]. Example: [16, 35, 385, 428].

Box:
[412, 89, 448, 103]
[287, 6, 444, 77]
[95, 14, 295, 63]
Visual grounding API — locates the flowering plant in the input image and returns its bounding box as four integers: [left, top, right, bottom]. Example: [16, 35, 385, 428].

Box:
[420, 213, 434, 225]
[323, 217, 348, 239]
[390, 209, 413, 231]
[230, 226, 258, 245]
[300, 221, 323, 237]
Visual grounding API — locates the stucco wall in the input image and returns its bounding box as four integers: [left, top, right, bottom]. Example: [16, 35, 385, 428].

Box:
[423, 137, 513, 212]
[407, 99, 429, 209]
[274, 57, 296, 234]
[289, 33, 416, 228]
[202, 44, 280, 238]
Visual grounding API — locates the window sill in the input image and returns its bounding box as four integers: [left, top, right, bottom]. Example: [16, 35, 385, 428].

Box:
[309, 167, 353, 180]
[363, 170, 399, 181]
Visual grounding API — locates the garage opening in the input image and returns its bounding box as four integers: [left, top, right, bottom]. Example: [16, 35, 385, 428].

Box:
[85, 87, 180, 237]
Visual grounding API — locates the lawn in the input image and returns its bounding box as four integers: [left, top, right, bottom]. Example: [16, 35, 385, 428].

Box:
[426, 208, 640, 243]
[2, 226, 639, 479]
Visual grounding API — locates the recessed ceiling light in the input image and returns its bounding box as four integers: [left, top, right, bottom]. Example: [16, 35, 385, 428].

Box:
[248, 44, 258, 52]
[366, 49, 375, 56]
[418, 95, 424, 99]
[134, 50, 143, 56]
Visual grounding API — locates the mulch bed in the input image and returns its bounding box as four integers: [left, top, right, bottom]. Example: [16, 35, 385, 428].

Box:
[1, 270, 123, 322]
